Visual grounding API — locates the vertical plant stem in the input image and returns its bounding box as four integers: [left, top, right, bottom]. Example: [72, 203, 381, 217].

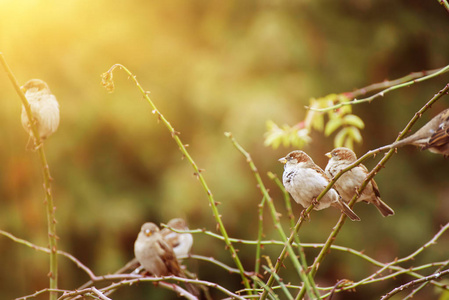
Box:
[254, 196, 266, 286]
[267, 173, 308, 268]
[101, 64, 252, 293]
[1, 53, 58, 300]
[225, 133, 320, 299]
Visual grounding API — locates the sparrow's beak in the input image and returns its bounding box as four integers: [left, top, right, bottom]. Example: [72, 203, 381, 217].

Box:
[325, 152, 332, 158]
[278, 157, 287, 164]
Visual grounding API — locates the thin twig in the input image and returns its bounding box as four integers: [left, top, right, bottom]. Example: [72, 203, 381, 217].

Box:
[345, 67, 445, 98]
[225, 132, 320, 299]
[438, 0, 449, 13]
[266, 172, 311, 286]
[255, 196, 267, 286]
[403, 259, 449, 300]
[15, 289, 68, 300]
[0, 229, 98, 282]
[64, 274, 245, 300]
[262, 265, 293, 300]
[307, 64, 449, 112]
[189, 254, 255, 277]
[381, 269, 449, 300]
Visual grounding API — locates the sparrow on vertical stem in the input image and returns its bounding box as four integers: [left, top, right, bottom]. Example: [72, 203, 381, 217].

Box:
[279, 150, 361, 221]
[21, 79, 60, 149]
[325, 147, 394, 217]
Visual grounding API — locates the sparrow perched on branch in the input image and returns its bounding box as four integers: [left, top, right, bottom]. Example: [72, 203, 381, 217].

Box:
[161, 218, 193, 260]
[21, 79, 60, 149]
[134, 222, 198, 295]
[388, 108, 449, 156]
[279, 150, 361, 221]
[115, 218, 194, 274]
[325, 147, 394, 217]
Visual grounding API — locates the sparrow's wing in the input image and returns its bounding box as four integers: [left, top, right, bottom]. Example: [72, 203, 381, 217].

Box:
[158, 239, 182, 276]
[424, 127, 449, 149]
[311, 165, 330, 180]
[370, 177, 382, 198]
[166, 233, 180, 248]
[161, 229, 180, 247]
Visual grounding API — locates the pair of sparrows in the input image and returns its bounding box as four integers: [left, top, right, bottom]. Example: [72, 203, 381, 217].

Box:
[134, 218, 198, 295]
[134, 218, 194, 270]
[279, 148, 395, 221]
[279, 108, 449, 220]
[20, 79, 60, 149]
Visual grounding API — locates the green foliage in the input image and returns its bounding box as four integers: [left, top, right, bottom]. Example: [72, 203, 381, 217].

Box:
[264, 120, 311, 149]
[264, 93, 365, 150]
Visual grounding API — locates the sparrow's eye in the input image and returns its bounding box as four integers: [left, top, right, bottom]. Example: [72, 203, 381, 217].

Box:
[144, 229, 153, 237]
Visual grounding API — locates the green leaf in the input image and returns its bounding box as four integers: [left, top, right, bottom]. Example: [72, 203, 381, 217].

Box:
[347, 127, 363, 143]
[264, 121, 284, 148]
[344, 138, 354, 149]
[290, 129, 311, 148]
[343, 114, 365, 129]
[334, 127, 349, 148]
[324, 118, 343, 136]
[311, 111, 324, 131]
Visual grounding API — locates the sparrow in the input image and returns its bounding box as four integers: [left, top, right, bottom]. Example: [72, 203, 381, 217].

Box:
[388, 108, 449, 156]
[134, 222, 199, 295]
[279, 150, 361, 221]
[325, 147, 394, 217]
[21, 79, 60, 149]
[161, 218, 193, 260]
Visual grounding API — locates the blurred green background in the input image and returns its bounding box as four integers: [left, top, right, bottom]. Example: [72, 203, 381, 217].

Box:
[1, 0, 449, 299]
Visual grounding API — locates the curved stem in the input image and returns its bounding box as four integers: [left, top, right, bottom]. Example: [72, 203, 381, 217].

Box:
[307, 64, 449, 112]
[101, 64, 252, 293]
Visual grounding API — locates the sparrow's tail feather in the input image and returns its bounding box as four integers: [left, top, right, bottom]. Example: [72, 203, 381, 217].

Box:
[333, 200, 361, 221]
[372, 198, 395, 217]
[185, 282, 201, 297]
[178, 269, 201, 297]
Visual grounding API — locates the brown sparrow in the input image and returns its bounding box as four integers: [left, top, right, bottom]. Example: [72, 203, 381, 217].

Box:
[325, 147, 394, 217]
[134, 222, 199, 295]
[279, 150, 361, 221]
[134, 222, 184, 276]
[388, 108, 449, 156]
[161, 218, 193, 260]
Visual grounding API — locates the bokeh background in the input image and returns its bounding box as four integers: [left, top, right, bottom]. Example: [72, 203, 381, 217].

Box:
[1, 0, 449, 299]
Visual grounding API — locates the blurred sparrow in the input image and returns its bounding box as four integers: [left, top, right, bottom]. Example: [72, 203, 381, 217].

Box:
[279, 150, 361, 221]
[388, 108, 449, 156]
[134, 222, 199, 295]
[161, 218, 193, 260]
[116, 218, 193, 275]
[21, 79, 60, 149]
[134, 222, 183, 276]
[325, 148, 394, 217]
